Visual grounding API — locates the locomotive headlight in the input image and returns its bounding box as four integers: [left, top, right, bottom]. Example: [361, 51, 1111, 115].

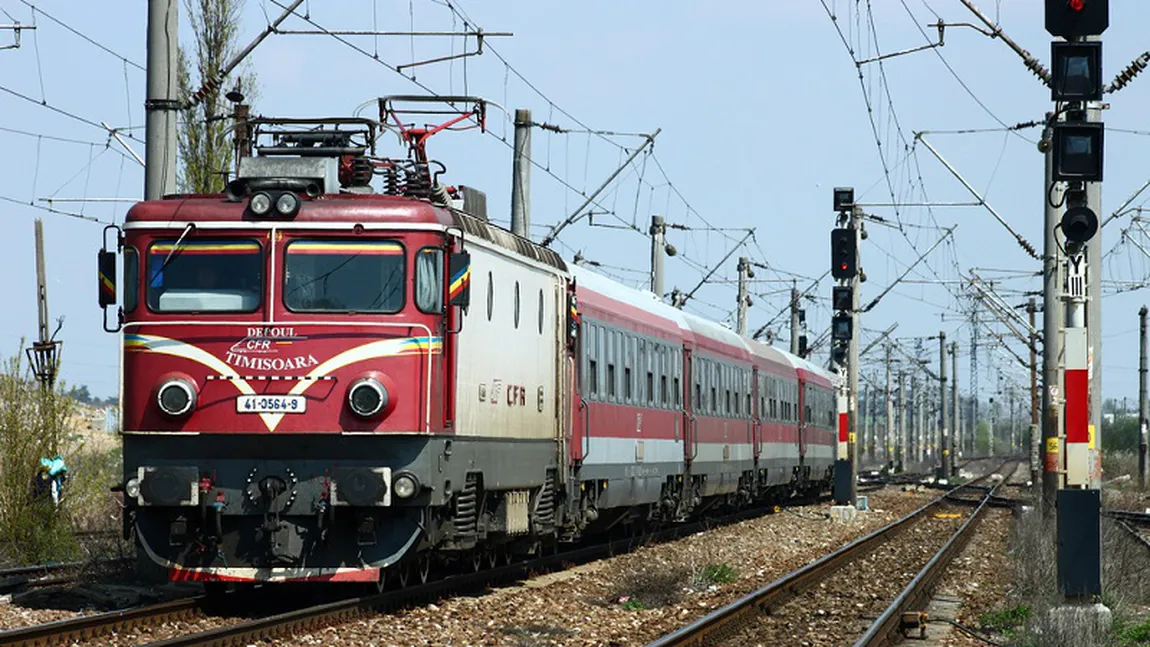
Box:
[249, 191, 273, 216]
[125, 477, 141, 500]
[157, 379, 196, 417]
[274, 192, 301, 217]
[392, 472, 419, 499]
[348, 378, 387, 418]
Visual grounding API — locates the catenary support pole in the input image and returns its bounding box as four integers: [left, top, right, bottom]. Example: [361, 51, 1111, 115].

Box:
[1030, 298, 1041, 486]
[510, 108, 531, 239]
[897, 370, 906, 472]
[885, 343, 894, 470]
[938, 331, 948, 480]
[1140, 305, 1148, 489]
[951, 340, 959, 476]
[145, 0, 178, 200]
[1086, 103, 1103, 489]
[1042, 117, 1065, 514]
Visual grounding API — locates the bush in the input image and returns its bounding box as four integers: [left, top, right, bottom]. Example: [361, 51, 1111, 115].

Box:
[0, 349, 80, 564]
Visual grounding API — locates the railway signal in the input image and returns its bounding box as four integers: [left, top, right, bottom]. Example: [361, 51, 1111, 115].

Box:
[831, 188, 859, 509]
[1045, 0, 1108, 40]
[830, 229, 857, 280]
[1043, 0, 1107, 610]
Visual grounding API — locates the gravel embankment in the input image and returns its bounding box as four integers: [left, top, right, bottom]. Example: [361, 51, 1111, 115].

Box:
[720, 507, 965, 647]
[268, 487, 938, 647]
[924, 506, 1014, 647]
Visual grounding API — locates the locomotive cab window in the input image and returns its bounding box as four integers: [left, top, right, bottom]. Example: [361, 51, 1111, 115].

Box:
[124, 247, 139, 313]
[284, 240, 405, 313]
[147, 239, 262, 312]
[415, 247, 444, 313]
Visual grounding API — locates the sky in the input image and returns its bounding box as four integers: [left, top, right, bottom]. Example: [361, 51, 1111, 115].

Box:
[2, 0, 1150, 414]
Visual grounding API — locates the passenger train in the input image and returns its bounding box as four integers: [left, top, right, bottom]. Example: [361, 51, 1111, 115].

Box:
[96, 99, 839, 587]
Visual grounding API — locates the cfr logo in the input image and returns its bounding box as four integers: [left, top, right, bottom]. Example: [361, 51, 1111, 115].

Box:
[506, 384, 526, 406]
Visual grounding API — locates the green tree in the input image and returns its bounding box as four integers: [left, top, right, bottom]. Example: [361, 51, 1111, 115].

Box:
[177, 0, 257, 193]
[1103, 415, 1140, 453]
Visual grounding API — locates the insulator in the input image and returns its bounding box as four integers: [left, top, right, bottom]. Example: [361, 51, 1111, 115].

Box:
[1107, 54, 1150, 94]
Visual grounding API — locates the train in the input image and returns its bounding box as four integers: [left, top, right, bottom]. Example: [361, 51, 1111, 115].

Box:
[95, 97, 840, 589]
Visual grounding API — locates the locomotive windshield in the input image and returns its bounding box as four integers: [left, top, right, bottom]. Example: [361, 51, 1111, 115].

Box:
[283, 239, 405, 313]
[146, 239, 263, 312]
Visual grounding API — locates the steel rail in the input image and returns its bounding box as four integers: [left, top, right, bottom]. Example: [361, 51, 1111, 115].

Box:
[644, 461, 1010, 647]
[0, 596, 205, 646]
[0, 486, 863, 647]
[854, 464, 1013, 646]
[136, 503, 795, 647]
[0, 555, 132, 580]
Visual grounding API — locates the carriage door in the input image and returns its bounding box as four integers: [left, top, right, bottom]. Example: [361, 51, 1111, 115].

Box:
[751, 367, 762, 459]
[797, 377, 808, 460]
[682, 347, 695, 465]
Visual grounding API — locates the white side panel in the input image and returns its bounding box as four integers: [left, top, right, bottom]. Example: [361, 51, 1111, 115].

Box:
[455, 243, 562, 439]
[584, 437, 685, 466]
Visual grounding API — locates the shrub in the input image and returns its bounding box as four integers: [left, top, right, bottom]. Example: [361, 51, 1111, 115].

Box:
[0, 349, 79, 564]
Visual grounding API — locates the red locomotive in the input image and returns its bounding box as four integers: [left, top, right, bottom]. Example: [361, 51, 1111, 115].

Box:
[96, 97, 837, 588]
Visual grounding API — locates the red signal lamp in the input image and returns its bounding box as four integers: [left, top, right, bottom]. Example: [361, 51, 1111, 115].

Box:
[1069, 0, 1084, 11]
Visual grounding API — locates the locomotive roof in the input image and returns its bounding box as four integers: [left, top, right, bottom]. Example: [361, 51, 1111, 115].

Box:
[123, 194, 567, 272]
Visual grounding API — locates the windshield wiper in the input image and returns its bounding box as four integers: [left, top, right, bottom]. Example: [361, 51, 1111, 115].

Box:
[153, 223, 196, 280]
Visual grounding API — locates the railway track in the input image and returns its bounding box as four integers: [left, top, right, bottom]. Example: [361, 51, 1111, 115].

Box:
[0, 556, 135, 596]
[0, 483, 896, 647]
[644, 459, 1017, 647]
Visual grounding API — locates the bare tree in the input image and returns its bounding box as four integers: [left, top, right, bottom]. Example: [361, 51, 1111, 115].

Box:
[177, 0, 257, 193]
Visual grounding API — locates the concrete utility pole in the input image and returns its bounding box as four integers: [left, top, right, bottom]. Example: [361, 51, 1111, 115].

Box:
[26, 219, 61, 388]
[1041, 117, 1065, 512]
[861, 383, 869, 465]
[917, 381, 925, 464]
[736, 257, 751, 336]
[848, 207, 861, 502]
[1086, 103, 1104, 489]
[1140, 305, 1148, 489]
[1029, 298, 1041, 485]
[950, 341, 958, 476]
[790, 286, 801, 356]
[990, 395, 997, 457]
[650, 215, 667, 299]
[938, 331, 948, 480]
[145, 0, 178, 200]
[885, 343, 894, 470]
[510, 108, 532, 239]
[897, 370, 906, 472]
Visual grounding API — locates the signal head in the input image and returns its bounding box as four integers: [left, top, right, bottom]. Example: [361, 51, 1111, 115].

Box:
[1061, 205, 1098, 243]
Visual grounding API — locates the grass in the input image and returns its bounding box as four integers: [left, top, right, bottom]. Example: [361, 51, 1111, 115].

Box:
[1115, 619, 1150, 646]
[979, 604, 1031, 636]
[693, 562, 737, 586]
